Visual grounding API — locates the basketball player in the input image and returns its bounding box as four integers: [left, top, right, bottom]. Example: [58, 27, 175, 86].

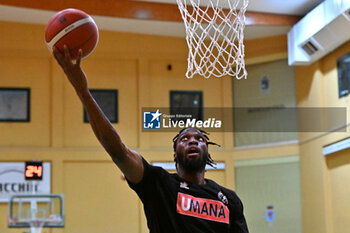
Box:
[53, 46, 249, 233]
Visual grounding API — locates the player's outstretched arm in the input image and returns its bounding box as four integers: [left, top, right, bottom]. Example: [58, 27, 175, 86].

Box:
[53, 45, 144, 184]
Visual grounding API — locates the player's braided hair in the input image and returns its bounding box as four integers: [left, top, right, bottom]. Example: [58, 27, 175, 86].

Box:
[172, 128, 220, 168]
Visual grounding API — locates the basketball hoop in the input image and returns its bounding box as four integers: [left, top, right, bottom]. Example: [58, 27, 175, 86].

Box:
[29, 219, 46, 233]
[8, 217, 46, 233]
[176, 0, 249, 79]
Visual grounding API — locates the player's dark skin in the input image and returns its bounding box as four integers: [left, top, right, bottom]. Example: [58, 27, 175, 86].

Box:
[53, 45, 208, 185]
[174, 128, 209, 184]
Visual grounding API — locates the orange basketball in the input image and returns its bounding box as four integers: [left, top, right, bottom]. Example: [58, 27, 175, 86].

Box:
[45, 8, 99, 60]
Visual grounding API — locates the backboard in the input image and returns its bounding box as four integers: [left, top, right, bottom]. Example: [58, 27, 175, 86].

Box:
[8, 194, 64, 228]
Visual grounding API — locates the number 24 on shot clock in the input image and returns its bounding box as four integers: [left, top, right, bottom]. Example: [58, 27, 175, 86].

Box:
[25, 161, 43, 180]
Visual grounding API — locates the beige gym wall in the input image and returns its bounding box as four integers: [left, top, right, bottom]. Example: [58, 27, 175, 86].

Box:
[295, 40, 350, 233]
[0, 20, 299, 233]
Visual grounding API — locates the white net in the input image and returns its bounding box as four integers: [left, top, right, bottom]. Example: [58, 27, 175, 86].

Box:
[176, 0, 249, 79]
[29, 220, 45, 233]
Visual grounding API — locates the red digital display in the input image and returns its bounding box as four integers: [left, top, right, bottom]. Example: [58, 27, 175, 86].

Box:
[25, 161, 43, 180]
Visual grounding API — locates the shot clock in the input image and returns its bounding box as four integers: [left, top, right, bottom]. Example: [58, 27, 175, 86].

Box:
[25, 161, 43, 180]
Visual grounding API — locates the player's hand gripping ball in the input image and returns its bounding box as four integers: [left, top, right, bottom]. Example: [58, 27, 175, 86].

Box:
[45, 8, 99, 60]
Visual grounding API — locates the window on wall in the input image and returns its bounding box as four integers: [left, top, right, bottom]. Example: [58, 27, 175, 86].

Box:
[337, 53, 350, 98]
[84, 89, 118, 123]
[170, 91, 203, 121]
[232, 59, 298, 147]
[0, 88, 30, 122]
